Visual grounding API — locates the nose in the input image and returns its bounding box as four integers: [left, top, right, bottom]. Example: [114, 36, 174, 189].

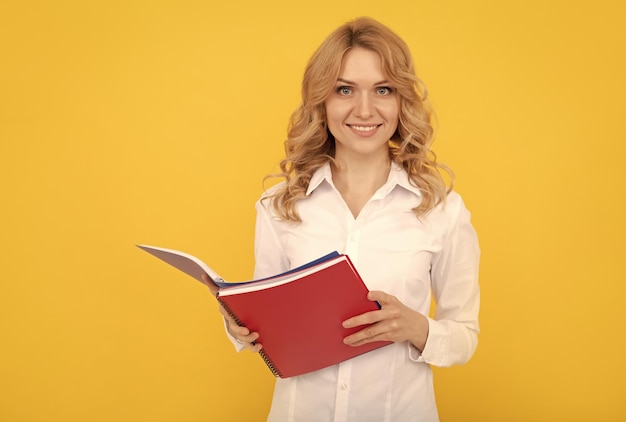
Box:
[355, 93, 373, 119]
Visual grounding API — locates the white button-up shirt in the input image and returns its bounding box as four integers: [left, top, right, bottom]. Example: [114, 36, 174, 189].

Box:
[242, 162, 480, 422]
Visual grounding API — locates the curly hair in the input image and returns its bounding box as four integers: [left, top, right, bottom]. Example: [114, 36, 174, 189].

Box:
[266, 16, 453, 221]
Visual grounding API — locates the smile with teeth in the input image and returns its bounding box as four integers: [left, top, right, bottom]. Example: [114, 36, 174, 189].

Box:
[348, 124, 380, 132]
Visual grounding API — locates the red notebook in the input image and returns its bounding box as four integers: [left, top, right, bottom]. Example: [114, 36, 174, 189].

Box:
[137, 245, 392, 378]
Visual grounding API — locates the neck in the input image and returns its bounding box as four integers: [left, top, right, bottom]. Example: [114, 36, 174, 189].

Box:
[330, 154, 391, 218]
[332, 149, 391, 186]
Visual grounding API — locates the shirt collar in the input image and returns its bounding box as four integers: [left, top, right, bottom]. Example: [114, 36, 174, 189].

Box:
[305, 162, 423, 198]
[386, 162, 423, 198]
[306, 163, 334, 195]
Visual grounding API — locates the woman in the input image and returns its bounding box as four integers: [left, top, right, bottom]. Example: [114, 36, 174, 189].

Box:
[213, 16, 480, 422]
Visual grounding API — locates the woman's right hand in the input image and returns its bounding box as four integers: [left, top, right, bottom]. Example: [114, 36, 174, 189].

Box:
[201, 273, 263, 353]
[218, 303, 263, 352]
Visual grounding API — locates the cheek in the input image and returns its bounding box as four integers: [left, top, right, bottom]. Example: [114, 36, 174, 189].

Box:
[386, 102, 400, 120]
[325, 100, 346, 117]
[326, 119, 342, 140]
[384, 104, 400, 130]
[325, 101, 347, 128]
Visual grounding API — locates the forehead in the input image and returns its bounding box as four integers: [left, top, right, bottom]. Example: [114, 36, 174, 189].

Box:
[338, 47, 385, 81]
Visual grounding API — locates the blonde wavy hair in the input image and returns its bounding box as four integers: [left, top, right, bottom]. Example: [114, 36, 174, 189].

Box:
[267, 16, 453, 221]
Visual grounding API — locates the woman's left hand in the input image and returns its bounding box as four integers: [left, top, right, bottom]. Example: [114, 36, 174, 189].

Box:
[342, 290, 429, 352]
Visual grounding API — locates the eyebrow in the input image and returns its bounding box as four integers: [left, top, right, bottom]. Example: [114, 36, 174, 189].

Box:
[336, 78, 390, 86]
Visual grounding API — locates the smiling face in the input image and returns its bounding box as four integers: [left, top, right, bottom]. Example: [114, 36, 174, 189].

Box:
[324, 47, 400, 160]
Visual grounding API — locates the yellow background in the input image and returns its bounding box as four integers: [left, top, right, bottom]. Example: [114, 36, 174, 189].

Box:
[1, 0, 625, 421]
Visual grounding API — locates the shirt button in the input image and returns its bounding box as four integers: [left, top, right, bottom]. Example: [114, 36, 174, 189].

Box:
[341, 383, 348, 390]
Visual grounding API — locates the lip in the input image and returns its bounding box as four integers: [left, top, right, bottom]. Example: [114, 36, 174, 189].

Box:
[347, 123, 382, 138]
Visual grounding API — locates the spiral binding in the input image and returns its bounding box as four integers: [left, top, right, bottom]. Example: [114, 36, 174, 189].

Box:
[259, 350, 282, 378]
[217, 294, 283, 378]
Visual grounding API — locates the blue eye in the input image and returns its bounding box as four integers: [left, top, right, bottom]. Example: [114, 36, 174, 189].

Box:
[376, 87, 393, 95]
[337, 86, 352, 95]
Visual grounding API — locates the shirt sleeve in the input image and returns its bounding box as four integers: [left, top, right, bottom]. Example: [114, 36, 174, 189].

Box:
[253, 197, 290, 279]
[410, 193, 481, 367]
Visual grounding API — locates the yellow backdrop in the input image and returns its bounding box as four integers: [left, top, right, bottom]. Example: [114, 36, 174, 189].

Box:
[1, 0, 625, 421]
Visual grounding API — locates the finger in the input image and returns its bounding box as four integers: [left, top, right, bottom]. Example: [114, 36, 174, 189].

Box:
[367, 290, 395, 305]
[236, 331, 263, 352]
[345, 333, 388, 347]
[238, 330, 260, 344]
[228, 322, 252, 338]
[343, 323, 389, 346]
[342, 309, 383, 328]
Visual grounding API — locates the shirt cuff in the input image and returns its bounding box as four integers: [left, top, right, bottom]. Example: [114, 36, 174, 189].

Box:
[408, 317, 449, 364]
[408, 342, 424, 362]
